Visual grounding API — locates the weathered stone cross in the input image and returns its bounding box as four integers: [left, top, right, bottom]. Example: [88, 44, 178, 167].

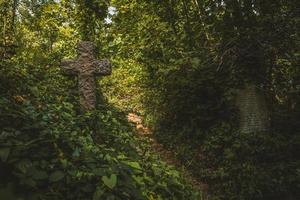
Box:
[61, 41, 111, 110]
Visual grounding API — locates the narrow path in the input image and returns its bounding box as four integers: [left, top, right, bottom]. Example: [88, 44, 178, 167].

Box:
[127, 113, 208, 194]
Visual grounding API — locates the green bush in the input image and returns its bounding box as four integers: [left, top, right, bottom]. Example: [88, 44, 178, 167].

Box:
[0, 56, 201, 200]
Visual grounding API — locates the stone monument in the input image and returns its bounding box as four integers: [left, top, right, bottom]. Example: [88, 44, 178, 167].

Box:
[61, 41, 111, 110]
[236, 84, 270, 133]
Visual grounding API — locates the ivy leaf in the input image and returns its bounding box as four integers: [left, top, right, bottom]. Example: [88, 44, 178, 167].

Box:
[0, 147, 10, 162]
[49, 170, 65, 182]
[93, 186, 105, 200]
[16, 159, 32, 174]
[191, 57, 201, 68]
[92, 168, 106, 176]
[72, 147, 81, 157]
[29, 86, 39, 97]
[124, 161, 142, 171]
[31, 169, 48, 180]
[23, 178, 36, 188]
[102, 174, 117, 189]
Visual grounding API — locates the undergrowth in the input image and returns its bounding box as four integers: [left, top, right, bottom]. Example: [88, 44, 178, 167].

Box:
[0, 58, 202, 200]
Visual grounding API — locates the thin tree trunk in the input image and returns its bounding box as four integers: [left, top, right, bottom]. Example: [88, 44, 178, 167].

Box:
[182, 0, 194, 48]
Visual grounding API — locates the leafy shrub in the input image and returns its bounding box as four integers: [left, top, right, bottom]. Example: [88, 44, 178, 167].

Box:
[0, 56, 201, 200]
[198, 123, 300, 200]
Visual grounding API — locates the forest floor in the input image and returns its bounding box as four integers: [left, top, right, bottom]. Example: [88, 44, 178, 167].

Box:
[127, 113, 209, 195]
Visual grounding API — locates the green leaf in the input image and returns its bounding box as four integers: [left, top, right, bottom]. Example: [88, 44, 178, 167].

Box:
[93, 186, 104, 200]
[49, 170, 65, 182]
[92, 168, 106, 176]
[16, 159, 32, 174]
[102, 174, 117, 189]
[31, 169, 48, 180]
[29, 86, 39, 97]
[124, 161, 142, 170]
[191, 57, 201, 68]
[72, 147, 81, 157]
[23, 178, 36, 188]
[0, 148, 10, 162]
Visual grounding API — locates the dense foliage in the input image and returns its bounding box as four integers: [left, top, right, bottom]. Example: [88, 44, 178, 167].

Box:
[0, 0, 201, 199]
[103, 0, 300, 199]
[1, 0, 300, 200]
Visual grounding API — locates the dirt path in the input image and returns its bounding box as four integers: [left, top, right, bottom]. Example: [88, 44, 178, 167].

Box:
[127, 113, 208, 194]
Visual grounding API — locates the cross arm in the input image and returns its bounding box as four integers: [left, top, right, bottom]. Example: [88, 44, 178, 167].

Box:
[93, 59, 112, 76]
[60, 59, 79, 75]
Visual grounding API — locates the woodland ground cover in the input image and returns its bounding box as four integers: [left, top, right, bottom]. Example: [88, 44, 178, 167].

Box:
[0, 34, 201, 200]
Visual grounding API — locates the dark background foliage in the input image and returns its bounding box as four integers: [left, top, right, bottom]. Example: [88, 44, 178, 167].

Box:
[105, 0, 300, 199]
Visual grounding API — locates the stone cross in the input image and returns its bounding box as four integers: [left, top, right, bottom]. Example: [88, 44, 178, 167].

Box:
[61, 41, 111, 110]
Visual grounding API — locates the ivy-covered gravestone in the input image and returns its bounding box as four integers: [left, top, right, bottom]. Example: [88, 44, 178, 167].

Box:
[61, 41, 111, 110]
[236, 84, 270, 133]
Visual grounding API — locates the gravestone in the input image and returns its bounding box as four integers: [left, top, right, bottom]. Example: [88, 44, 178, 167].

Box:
[61, 41, 111, 110]
[236, 84, 270, 133]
